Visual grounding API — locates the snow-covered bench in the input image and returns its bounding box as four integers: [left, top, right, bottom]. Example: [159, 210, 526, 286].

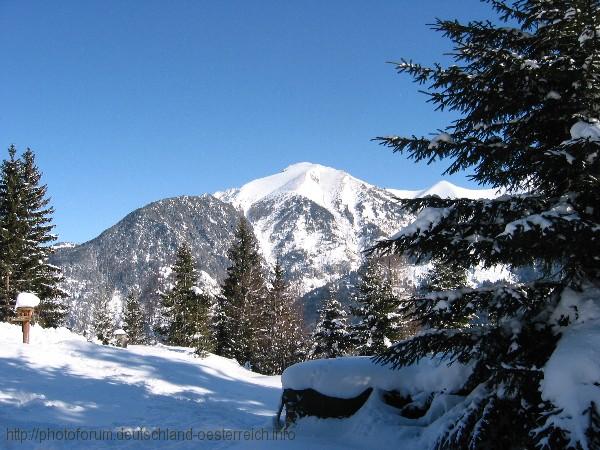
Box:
[277, 386, 373, 425]
[278, 356, 472, 425]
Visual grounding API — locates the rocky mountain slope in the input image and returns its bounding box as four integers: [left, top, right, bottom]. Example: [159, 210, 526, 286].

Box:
[215, 162, 418, 292]
[51, 162, 501, 331]
[51, 195, 239, 332]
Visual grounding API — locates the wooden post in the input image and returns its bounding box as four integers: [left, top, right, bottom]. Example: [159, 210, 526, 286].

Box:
[22, 319, 30, 344]
[13, 307, 34, 344]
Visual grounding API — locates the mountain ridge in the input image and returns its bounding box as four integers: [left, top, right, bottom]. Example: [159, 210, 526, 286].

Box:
[51, 162, 500, 331]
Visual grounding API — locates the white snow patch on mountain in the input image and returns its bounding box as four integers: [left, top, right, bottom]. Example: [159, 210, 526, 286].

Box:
[215, 162, 374, 215]
[197, 270, 221, 296]
[52, 242, 78, 250]
[387, 180, 499, 200]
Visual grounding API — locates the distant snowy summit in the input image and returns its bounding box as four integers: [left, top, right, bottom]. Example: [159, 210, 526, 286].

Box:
[215, 162, 375, 213]
[387, 179, 499, 200]
[216, 162, 498, 207]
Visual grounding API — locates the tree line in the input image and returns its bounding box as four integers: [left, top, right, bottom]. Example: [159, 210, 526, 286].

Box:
[0, 143, 467, 378]
[101, 212, 465, 376]
[0, 143, 466, 378]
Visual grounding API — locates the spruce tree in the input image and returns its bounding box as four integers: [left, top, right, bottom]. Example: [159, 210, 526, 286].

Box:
[0, 146, 66, 326]
[256, 262, 306, 374]
[309, 289, 351, 359]
[123, 290, 146, 345]
[189, 293, 215, 357]
[423, 259, 468, 293]
[0, 146, 25, 321]
[160, 243, 214, 354]
[20, 149, 67, 326]
[351, 258, 404, 356]
[93, 290, 113, 345]
[217, 216, 267, 368]
[372, 2, 600, 448]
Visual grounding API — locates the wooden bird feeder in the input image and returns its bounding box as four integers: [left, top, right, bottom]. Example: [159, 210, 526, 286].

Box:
[11, 293, 40, 344]
[12, 307, 35, 344]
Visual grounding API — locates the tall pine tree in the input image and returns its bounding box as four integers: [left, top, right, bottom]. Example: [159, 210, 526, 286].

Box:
[309, 288, 351, 359]
[255, 262, 306, 374]
[423, 259, 468, 293]
[0, 146, 66, 325]
[123, 290, 146, 345]
[217, 216, 267, 368]
[20, 149, 66, 326]
[92, 290, 114, 345]
[160, 243, 214, 355]
[351, 258, 404, 356]
[0, 146, 25, 321]
[372, 1, 600, 448]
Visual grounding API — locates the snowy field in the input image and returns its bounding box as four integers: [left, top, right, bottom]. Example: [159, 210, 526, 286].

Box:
[0, 323, 283, 449]
[2, 296, 598, 450]
[0, 324, 417, 450]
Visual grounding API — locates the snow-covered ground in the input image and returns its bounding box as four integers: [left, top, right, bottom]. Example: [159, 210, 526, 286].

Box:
[0, 322, 472, 449]
[0, 323, 423, 450]
[3, 290, 598, 450]
[0, 323, 282, 449]
[0, 323, 495, 450]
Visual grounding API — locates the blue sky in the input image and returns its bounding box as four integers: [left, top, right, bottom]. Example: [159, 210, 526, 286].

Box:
[0, 0, 494, 243]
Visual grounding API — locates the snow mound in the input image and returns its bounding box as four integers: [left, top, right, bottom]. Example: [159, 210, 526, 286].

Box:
[279, 356, 479, 450]
[541, 286, 600, 449]
[570, 120, 600, 141]
[15, 292, 41, 309]
[282, 356, 472, 399]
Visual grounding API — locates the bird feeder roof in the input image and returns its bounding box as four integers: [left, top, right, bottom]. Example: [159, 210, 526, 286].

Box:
[15, 292, 40, 310]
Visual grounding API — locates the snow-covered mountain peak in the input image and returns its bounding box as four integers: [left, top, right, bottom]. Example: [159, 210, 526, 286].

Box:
[418, 180, 498, 199]
[213, 164, 499, 294]
[213, 162, 410, 295]
[215, 162, 371, 213]
[217, 163, 499, 212]
[419, 180, 463, 197]
[387, 179, 499, 200]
